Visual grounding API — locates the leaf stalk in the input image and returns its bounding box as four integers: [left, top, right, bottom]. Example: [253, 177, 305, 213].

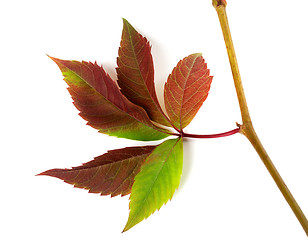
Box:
[213, 1, 308, 235]
[179, 127, 239, 139]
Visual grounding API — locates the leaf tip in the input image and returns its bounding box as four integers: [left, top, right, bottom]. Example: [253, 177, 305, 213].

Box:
[35, 170, 48, 177]
[47, 55, 62, 66]
[46, 54, 55, 61]
[122, 222, 133, 233]
[122, 18, 131, 27]
[122, 223, 129, 233]
[121, 18, 137, 34]
[192, 52, 203, 57]
[36, 168, 62, 177]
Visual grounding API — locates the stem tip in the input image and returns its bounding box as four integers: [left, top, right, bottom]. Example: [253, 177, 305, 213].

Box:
[212, 0, 227, 8]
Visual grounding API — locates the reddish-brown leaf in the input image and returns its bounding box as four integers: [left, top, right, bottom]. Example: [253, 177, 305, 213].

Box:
[37, 146, 156, 197]
[49, 56, 171, 141]
[116, 19, 171, 127]
[164, 53, 213, 130]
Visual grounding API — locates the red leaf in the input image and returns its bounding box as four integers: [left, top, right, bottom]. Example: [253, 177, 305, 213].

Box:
[49, 56, 171, 141]
[116, 19, 171, 127]
[37, 146, 156, 197]
[164, 53, 213, 130]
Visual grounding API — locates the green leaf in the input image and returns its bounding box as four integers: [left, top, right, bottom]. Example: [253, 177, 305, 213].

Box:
[37, 145, 156, 197]
[164, 53, 213, 130]
[49, 56, 171, 141]
[117, 19, 171, 127]
[123, 137, 183, 232]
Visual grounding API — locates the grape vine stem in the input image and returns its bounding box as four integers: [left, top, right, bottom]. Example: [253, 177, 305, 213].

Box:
[212, 0, 308, 235]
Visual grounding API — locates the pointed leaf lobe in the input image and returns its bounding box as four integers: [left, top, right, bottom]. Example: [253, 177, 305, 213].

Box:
[38, 146, 156, 197]
[117, 19, 171, 127]
[49, 56, 171, 141]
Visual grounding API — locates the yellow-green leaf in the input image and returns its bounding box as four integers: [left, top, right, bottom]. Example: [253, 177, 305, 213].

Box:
[123, 138, 183, 232]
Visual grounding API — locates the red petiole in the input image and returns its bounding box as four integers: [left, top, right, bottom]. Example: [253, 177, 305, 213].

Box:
[173, 126, 240, 139]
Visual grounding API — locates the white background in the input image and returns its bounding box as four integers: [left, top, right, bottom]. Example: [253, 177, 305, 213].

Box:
[1, 0, 308, 239]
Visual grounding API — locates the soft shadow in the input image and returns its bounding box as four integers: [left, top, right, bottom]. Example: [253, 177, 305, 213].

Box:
[149, 37, 173, 111]
[100, 62, 118, 82]
[179, 138, 195, 190]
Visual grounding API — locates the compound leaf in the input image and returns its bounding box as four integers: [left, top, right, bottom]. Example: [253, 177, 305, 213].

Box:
[123, 137, 183, 232]
[117, 19, 171, 127]
[37, 145, 156, 197]
[49, 56, 171, 141]
[164, 53, 213, 130]
[42, 19, 217, 233]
